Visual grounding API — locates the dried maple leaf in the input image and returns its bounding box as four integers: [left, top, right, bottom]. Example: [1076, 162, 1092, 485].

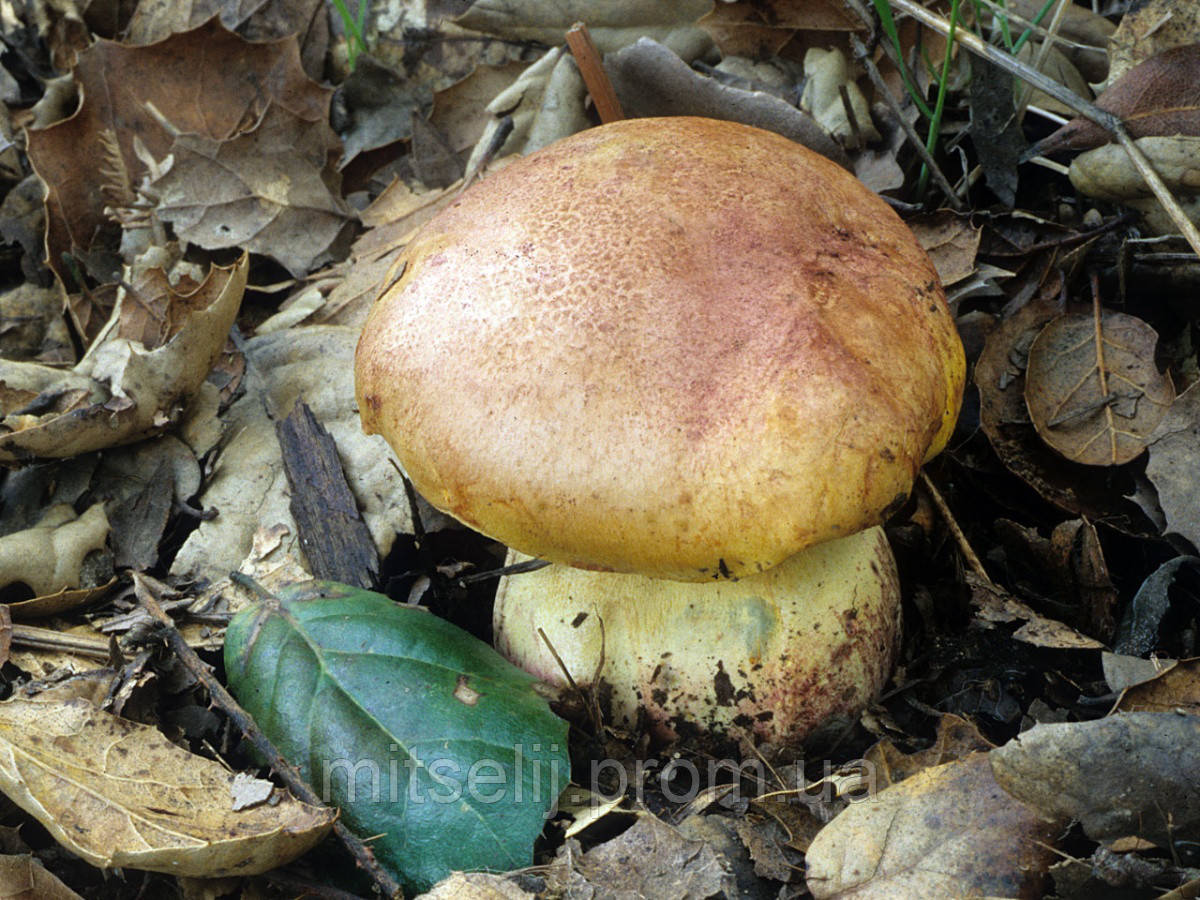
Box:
[26, 19, 331, 288]
[152, 103, 350, 276]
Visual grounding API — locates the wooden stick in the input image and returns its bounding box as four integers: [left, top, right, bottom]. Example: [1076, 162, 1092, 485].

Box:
[918, 471, 996, 589]
[132, 573, 404, 899]
[849, 35, 965, 211]
[566, 22, 624, 123]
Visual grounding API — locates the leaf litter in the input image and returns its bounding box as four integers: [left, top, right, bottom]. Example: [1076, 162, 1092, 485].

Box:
[0, 0, 1199, 896]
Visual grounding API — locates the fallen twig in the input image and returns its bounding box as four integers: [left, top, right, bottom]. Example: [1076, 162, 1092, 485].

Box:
[918, 471, 996, 589]
[850, 34, 965, 210]
[566, 22, 624, 124]
[132, 572, 404, 899]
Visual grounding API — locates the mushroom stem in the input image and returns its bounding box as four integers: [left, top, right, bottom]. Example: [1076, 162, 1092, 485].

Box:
[493, 527, 902, 748]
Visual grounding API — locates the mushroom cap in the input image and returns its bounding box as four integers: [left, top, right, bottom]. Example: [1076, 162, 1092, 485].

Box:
[356, 117, 965, 580]
[493, 527, 901, 747]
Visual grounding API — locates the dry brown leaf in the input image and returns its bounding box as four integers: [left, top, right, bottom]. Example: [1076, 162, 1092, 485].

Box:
[993, 516, 1120, 640]
[549, 814, 735, 897]
[990, 713, 1200, 848]
[0, 504, 108, 598]
[428, 61, 530, 166]
[1145, 381, 1200, 551]
[974, 283, 1152, 529]
[0, 255, 246, 462]
[805, 753, 1059, 899]
[909, 211, 981, 286]
[5, 581, 116, 621]
[0, 284, 73, 364]
[1024, 311, 1174, 466]
[96, 436, 200, 570]
[0, 852, 83, 900]
[152, 103, 350, 277]
[700, 0, 862, 58]
[170, 326, 414, 584]
[863, 713, 995, 788]
[0, 698, 335, 876]
[1036, 43, 1200, 155]
[1113, 658, 1200, 716]
[26, 19, 330, 288]
[969, 572, 1106, 650]
[1107, 0, 1200, 88]
[452, 0, 714, 56]
[1102, 651, 1168, 693]
[417, 871, 536, 899]
[125, 0, 329, 79]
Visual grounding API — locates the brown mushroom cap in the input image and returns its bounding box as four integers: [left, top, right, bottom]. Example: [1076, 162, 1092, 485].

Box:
[356, 117, 965, 581]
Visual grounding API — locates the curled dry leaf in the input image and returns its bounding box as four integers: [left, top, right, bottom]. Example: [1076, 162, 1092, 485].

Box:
[799, 47, 879, 147]
[1115, 557, 1200, 656]
[152, 104, 350, 278]
[805, 753, 1060, 899]
[909, 211, 981, 287]
[0, 853, 82, 900]
[452, 0, 714, 56]
[309, 177, 464, 328]
[974, 290, 1152, 529]
[0, 504, 108, 598]
[170, 326, 413, 583]
[1036, 44, 1200, 155]
[0, 255, 246, 462]
[0, 698, 335, 876]
[464, 46, 590, 175]
[1024, 312, 1174, 466]
[25, 19, 330, 288]
[1107, 0, 1200, 88]
[95, 435, 201, 571]
[863, 713, 995, 787]
[990, 713, 1200, 848]
[1145, 382, 1200, 551]
[968, 572, 1105, 650]
[604, 38, 848, 166]
[1070, 136, 1200, 234]
[1113, 658, 1200, 716]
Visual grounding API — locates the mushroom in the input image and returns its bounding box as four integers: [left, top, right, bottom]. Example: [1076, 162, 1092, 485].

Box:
[356, 116, 965, 743]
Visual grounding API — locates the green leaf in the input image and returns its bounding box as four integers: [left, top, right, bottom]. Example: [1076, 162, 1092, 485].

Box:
[223, 580, 569, 892]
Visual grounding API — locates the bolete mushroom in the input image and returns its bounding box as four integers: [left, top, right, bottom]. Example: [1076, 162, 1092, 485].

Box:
[355, 116, 965, 744]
